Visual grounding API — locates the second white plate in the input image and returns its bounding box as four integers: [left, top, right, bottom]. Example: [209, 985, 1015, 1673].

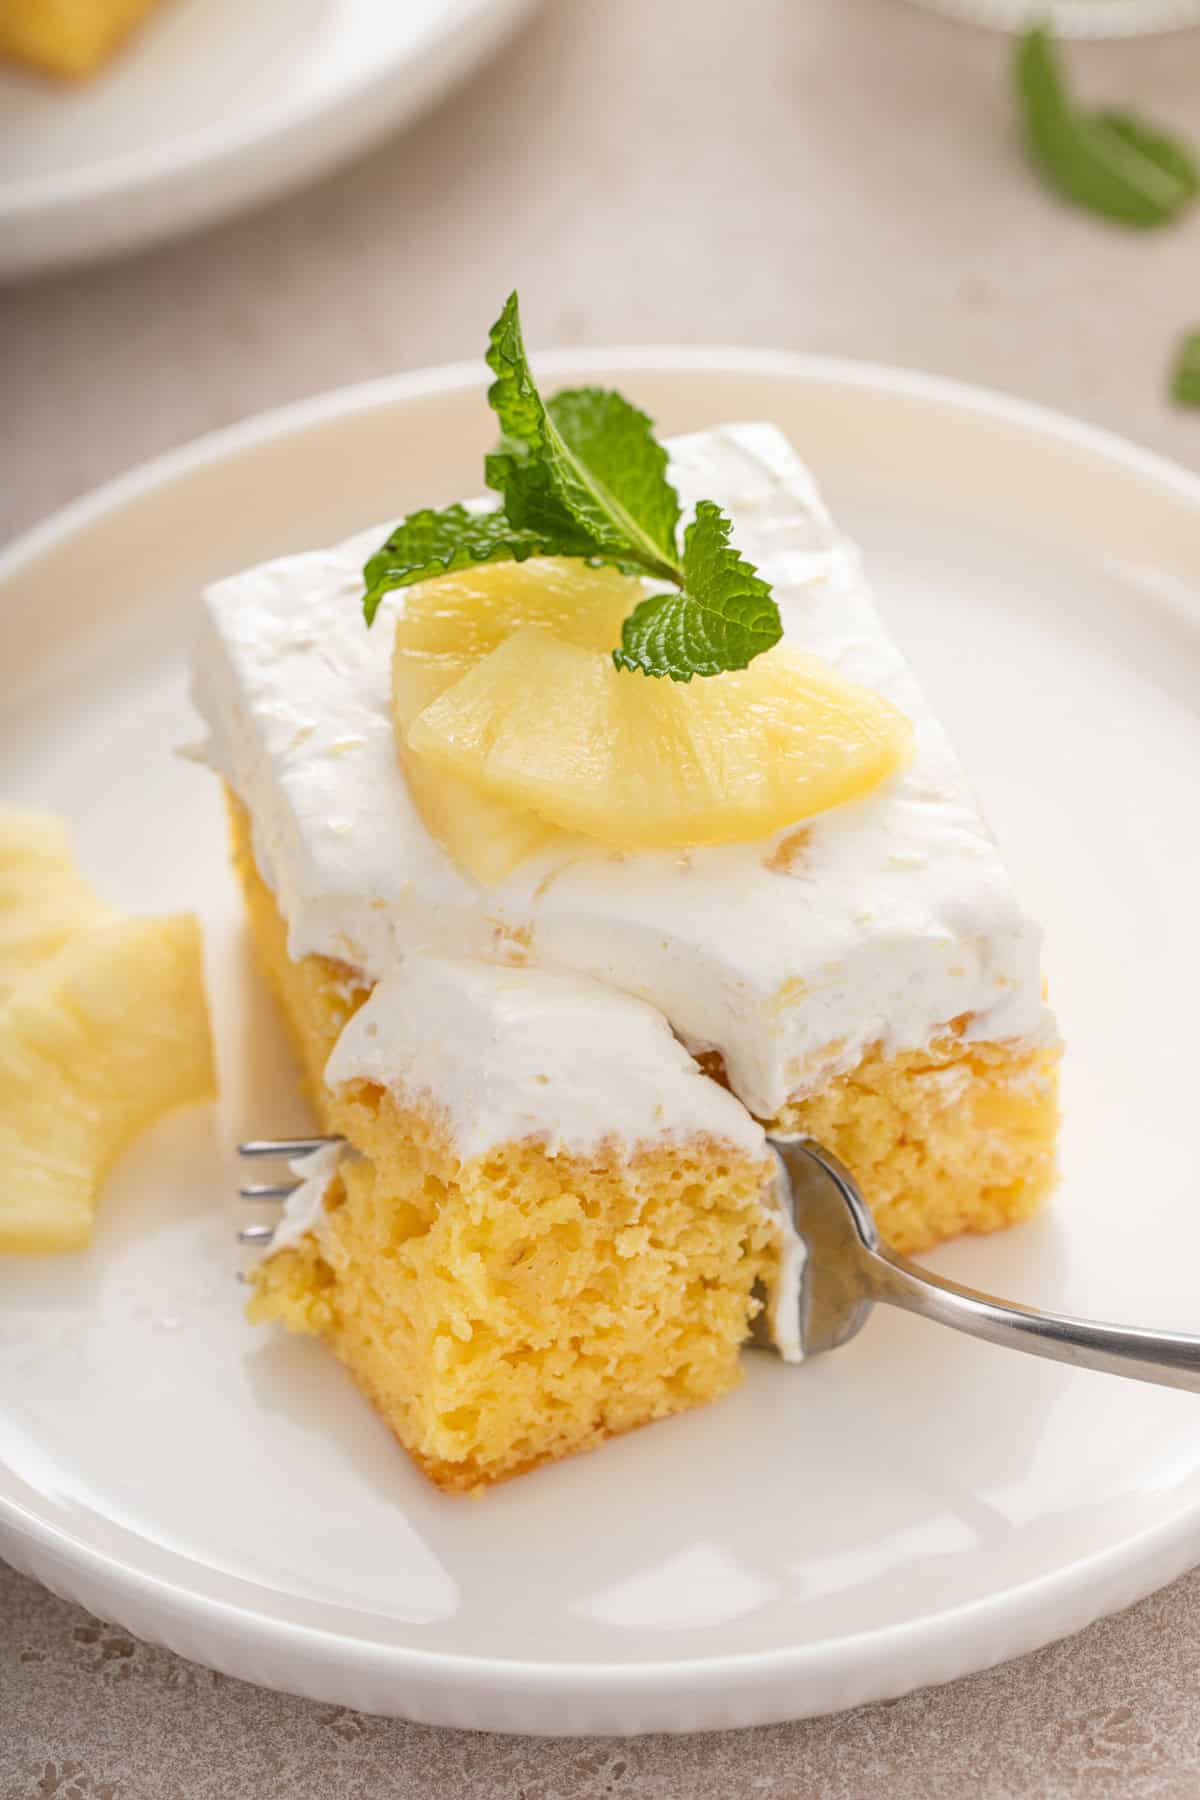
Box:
[1, 351, 1200, 1734]
[0, 0, 538, 280]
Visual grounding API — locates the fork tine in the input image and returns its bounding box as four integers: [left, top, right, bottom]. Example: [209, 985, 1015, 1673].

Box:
[235, 1136, 343, 1272]
[238, 1136, 342, 1158]
[237, 1224, 276, 1246]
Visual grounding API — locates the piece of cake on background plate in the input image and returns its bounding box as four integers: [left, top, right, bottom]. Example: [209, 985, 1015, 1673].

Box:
[0, 0, 167, 77]
[192, 299, 1058, 1493]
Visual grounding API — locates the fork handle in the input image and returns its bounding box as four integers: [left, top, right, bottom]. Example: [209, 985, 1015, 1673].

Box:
[866, 1251, 1200, 1394]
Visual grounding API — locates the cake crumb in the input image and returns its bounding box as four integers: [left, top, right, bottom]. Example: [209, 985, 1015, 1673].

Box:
[765, 828, 812, 874]
[491, 921, 533, 965]
[768, 975, 808, 1017]
[533, 859, 578, 901]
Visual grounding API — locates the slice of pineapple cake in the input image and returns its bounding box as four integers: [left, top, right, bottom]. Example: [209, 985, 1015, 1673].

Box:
[247, 951, 795, 1491]
[193, 420, 1058, 1488]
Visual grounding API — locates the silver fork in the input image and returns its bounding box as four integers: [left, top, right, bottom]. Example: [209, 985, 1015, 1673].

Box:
[235, 1136, 342, 1248]
[763, 1137, 1200, 1390]
[238, 1132, 1200, 1390]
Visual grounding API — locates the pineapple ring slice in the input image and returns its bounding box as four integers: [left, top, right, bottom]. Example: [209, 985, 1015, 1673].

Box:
[0, 807, 111, 1003]
[391, 560, 639, 883]
[0, 914, 216, 1252]
[407, 630, 915, 852]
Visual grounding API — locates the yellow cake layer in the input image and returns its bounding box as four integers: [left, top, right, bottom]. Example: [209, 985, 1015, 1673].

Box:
[773, 1024, 1059, 1255]
[251, 1097, 778, 1493]
[0, 0, 166, 76]
[227, 795, 370, 1123]
[228, 792, 1059, 1488]
[230, 796, 778, 1492]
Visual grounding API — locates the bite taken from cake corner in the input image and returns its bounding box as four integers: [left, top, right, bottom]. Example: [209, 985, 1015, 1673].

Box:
[190, 301, 1060, 1495]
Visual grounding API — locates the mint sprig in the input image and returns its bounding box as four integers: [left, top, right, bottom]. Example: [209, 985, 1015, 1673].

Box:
[1016, 28, 1197, 230]
[361, 292, 781, 681]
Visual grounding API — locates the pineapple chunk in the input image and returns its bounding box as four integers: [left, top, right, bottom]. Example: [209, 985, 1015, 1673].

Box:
[407, 631, 914, 851]
[392, 561, 638, 883]
[0, 915, 216, 1252]
[0, 808, 111, 1002]
[391, 558, 634, 670]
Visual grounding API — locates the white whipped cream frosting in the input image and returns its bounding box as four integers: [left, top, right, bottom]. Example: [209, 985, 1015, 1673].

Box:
[326, 952, 770, 1164]
[193, 421, 1051, 1124]
[323, 953, 805, 1364]
[270, 1141, 347, 1256]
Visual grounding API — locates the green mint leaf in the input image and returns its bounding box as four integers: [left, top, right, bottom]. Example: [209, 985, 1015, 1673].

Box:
[1096, 111, 1200, 208]
[484, 437, 589, 545]
[483, 440, 659, 581]
[1016, 28, 1197, 229]
[481, 295, 601, 546]
[362, 505, 553, 626]
[485, 293, 549, 462]
[485, 293, 683, 584]
[547, 387, 681, 564]
[1170, 330, 1200, 407]
[613, 501, 782, 682]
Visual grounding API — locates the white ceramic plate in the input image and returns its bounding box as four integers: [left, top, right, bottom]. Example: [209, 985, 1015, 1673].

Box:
[0, 0, 538, 280]
[904, 0, 1200, 35]
[2, 352, 1200, 1736]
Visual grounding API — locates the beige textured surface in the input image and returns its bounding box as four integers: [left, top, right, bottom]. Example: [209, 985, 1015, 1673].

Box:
[5, 0, 1200, 541]
[5, 0, 1200, 1789]
[7, 1556, 1200, 1798]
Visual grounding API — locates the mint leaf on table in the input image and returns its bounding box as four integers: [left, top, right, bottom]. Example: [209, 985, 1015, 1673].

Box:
[1015, 28, 1197, 229]
[613, 501, 783, 682]
[362, 505, 553, 626]
[1170, 331, 1200, 407]
[362, 291, 781, 679]
[1097, 112, 1200, 210]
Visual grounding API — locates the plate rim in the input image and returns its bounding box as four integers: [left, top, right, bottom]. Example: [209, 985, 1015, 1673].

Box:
[3, 1475, 1200, 1687]
[901, 0, 1200, 36]
[8, 343, 1200, 579]
[4, 345, 1200, 1729]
